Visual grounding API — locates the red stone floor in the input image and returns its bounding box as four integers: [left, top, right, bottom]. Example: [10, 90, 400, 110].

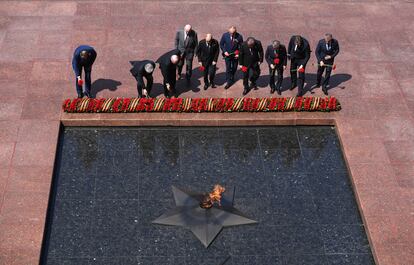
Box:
[0, 1, 413, 264]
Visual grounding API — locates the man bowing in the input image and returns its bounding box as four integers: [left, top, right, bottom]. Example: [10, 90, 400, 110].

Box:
[156, 49, 181, 98]
[72, 45, 97, 98]
[130, 60, 155, 98]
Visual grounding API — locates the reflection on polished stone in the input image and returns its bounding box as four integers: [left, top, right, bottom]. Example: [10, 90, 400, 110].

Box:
[42, 126, 374, 265]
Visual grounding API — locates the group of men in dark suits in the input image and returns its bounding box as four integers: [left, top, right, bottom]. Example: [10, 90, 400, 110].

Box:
[72, 26, 339, 98]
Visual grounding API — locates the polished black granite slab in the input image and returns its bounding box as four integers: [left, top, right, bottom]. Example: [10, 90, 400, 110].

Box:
[41, 126, 374, 265]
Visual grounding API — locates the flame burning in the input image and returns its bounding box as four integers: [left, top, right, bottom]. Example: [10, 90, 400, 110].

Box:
[200, 184, 226, 209]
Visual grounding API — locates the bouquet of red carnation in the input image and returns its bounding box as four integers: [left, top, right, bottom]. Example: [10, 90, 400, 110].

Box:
[199, 65, 205, 71]
[77, 79, 84, 86]
[273, 58, 280, 65]
[241, 66, 248, 72]
[234, 50, 239, 55]
[298, 67, 305, 73]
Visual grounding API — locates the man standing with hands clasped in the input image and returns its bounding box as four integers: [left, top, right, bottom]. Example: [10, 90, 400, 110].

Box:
[196, 33, 220, 90]
[238, 37, 264, 95]
[220, 26, 243, 89]
[287, 35, 311, 97]
[313, 33, 340, 95]
[265, 40, 287, 95]
[72, 45, 97, 98]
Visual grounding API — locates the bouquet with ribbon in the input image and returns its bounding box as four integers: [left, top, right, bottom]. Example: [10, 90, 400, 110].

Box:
[241, 66, 248, 73]
[199, 65, 205, 71]
[77, 79, 84, 86]
[273, 58, 280, 65]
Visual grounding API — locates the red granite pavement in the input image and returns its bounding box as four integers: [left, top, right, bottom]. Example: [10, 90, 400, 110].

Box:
[0, 1, 413, 264]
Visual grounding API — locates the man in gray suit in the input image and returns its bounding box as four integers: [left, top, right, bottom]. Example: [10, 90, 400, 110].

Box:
[175, 24, 198, 81]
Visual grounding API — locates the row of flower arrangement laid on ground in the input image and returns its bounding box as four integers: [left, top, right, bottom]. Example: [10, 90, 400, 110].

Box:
[62, 97, 341, 113]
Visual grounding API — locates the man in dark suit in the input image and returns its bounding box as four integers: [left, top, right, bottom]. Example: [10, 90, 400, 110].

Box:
[238, 37, 264, 95]
[287, 35, 311, 96]
[220, 26, 243, 89]
[265, 40, 287, 95]
[156, 49, 181, 98]
[313, 33, 340, 95]
[175, 24, 198, 81]
[130, 60, 155, 98]
[196, 33, 220, 90]
[72, 45, 97, 98]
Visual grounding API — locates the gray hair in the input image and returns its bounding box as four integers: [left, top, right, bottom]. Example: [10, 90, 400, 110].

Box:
[144, 63, 154, 73]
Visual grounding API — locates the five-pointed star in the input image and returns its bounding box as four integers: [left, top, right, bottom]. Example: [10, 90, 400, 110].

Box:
[152, 186, 257, 248]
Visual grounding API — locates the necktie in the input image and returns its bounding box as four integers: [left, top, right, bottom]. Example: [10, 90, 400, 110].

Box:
[326, 43, 330, 51]
[294, 45, 297, 51]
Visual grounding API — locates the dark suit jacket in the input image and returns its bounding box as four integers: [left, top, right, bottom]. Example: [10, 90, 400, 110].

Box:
[238, 40, 264, 67]
[265, 44, 287, 67]
[72, 45, 97, 76]
[315, 39, 340, 62]
[156, 49, 181, 84]
[175, 29, 198, 57]
[220, 32, 243, 56]
[196, 39, 219, 64]
[287, 36, 311, 65]
[130, 60, 155, 78]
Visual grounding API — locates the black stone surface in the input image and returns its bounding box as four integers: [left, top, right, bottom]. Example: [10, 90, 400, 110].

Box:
[41, 126, 374, 265]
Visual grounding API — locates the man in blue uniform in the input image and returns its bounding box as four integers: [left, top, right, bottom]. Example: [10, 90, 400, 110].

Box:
[72, 45, 97, 98]
[220, 26, 243, 89]
[313, 33, 340, 95]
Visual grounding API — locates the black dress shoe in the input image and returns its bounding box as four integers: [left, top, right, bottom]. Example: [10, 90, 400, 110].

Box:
[211, 83, 216, 88]
[296, 92, 303, 97]
[322, 86, 328, 95]
[277, 87, 282, 95]
[289, 83, 297, 90]
[204, 84, 209, 90]
[242, 88, 249, 96]
[270, 87, 276, 94]
[77, 93, 84, 98]
[224, 83, 231, 89]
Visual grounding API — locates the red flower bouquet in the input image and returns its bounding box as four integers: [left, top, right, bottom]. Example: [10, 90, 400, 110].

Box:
[234, 50, 239, 55]
[298, 67, 305, 73]
[77, 79, 84, 86]
[62, 97, 341, 113]
[199, 65, 205, 71]
[273, 58, 280, 65]
[241, 66, 248, 72]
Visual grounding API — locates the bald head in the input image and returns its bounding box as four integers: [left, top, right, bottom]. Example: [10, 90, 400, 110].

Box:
[184, 24, 192, 33]
[170, 55, 179, 64]
[80, 50, 89, 60]
[206, 33, 212, 42]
